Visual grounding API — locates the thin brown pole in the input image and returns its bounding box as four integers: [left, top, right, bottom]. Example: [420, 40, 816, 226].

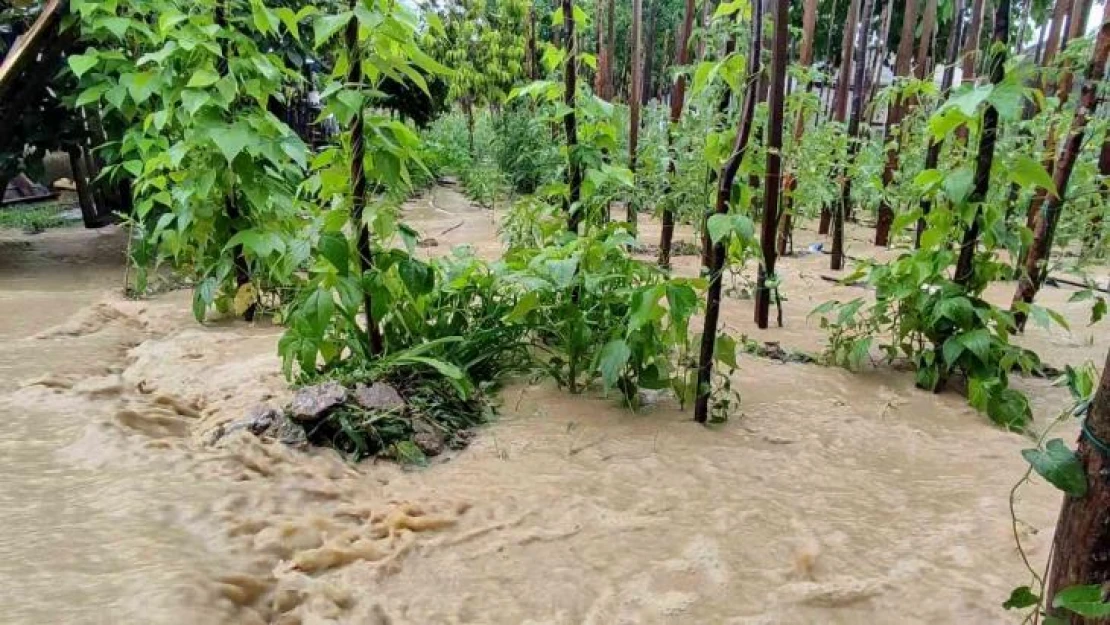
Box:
[694, 0, 762, 423]
[875, 0, 920, 246]
[953, 0, 1010, 288]
[1013, 16, 1110, 330]
[777, 0, 819, 257]
[562, 0, 582, 234]
[754, 0, 790, 329]
[628, 0, 643, 223]
[819, 0, 861, 236]
[346, 0, 383, 354]
[1044, 348, 1110, 624]
[832, 0, 872, 270]
[916, 0, 964, 247]
[658, 0, 698, 268]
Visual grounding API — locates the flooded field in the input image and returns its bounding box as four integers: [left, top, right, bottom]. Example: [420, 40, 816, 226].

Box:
[0, 187, 1104, 624]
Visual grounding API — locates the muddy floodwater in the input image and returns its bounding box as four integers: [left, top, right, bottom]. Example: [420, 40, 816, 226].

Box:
[0, 187, 1106, 624]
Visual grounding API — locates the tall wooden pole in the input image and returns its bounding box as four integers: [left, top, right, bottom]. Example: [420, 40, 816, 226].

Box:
[818, 0, 860, 236]
[1045, 349, 1110, 624]
[346, 0, 383, 354]
[953, 0, 1010, 287]
[916, 0, 964, 247]
[563, 0, 582, 234]
[628, 0, 643, 223]
[874, 0, 920, 246]
[694, 0, 762, 423]
[832, 0, 873, 270]
[658, 0, 699, 268]
[776, 0, 819, 257]
[754, 0, 790, 329]
[1013, 15, 1110, 330]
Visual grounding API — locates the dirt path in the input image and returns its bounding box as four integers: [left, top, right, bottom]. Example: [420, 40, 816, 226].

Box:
[0, 189, 1104, 624]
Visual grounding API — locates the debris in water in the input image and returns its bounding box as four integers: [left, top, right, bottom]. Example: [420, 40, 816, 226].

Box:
[290, 382, 348, 422]
[353, 382, 405, 412]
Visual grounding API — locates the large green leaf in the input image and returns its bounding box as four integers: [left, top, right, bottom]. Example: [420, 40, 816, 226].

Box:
[186, 68, 220, 88]
[598, 340, 631, 389]
[1010, 156, 1059, 198]
[1052, 585, 1110, 617]
[67, 53, 99, 78]
[1022, 439, 1087, 497]
[210, 124, 253, 163]
[314, 12, 353, 48]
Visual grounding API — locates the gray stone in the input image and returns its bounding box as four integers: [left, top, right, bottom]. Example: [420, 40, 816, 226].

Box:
[418, 237, 439, 248]
[273, 417, 308, 448]
[289, 382, 348, 422]
[413, 431, 445, 457]
[353, 382, 405, 412]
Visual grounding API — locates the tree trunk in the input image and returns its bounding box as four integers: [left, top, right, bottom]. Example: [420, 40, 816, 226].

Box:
[658, 0, 698, 268]
[606, 0, 616, 96]
[628, 0, 643, 224]
[875, 0, 920, 247]
[776, 0, 819, 258]
[527, 4, 537, 80]
[562, 0, 583, 234]
[961, 0, 986, 84]
[953, 0, 1010, 288]
[917, 0, 964, 247]
[1025, 0, 1084, 239]
[1013, 17, 1110, 330]
[67, 145, 100, 229]
[820, 0, 861, 237]
[833, 0, 873, 270]
[694, 0, 762, 424]
[866, 0, 893, 118]
[1082, 137, 1110, 257]
[642, 0, 657, 105]
[754, 0, 788, 328]
[346, 2, 383, 354]
[1045, 348, 1110, 624]
[697, 0, 712, 60]
[915, 0, 938, 78]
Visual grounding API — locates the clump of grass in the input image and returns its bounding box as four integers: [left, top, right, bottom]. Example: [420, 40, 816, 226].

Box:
[300, 367, 494, 465]
[0, 201, 74, 233]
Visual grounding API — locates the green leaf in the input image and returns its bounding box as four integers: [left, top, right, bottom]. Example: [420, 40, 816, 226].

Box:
[713, 0, 746, 18]
[186, 68, 220, 88]
[957, 328, 992, 362]
[1010, 156, 1059, 198]
[666, 284, 698, 322]
[707, 213, 732, 244]
[1093, 297, 1107, 325]
[180, 90, 211, 115]
[715, 334, 738, 369]
[301, 287, 336, 338]
[941, 337, 965, 366]
[1002, 586, 1040, 610]
[192, 278, 216, 322]
[100, 16, 131, 39]
[210, 124, 252, 163]
[1052, 585, 1110, 617]
[598, 340, 631, 389]
[67, 53, 99, 78]
[505, 291, 541, 323]
[398, 257, 434, 296]
[275, 7, 303, 41]
[75, 83, 109, 106]
[943, 167, 975, 206]
[947, 84, 993, 116]
[1022, 439, 1087, 497]
[314, 12, 353, 48]
[317, 232, 349, 276]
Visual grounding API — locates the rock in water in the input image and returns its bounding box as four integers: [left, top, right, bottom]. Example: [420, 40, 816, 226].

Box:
[290, 382, 348, 422]
[353, 383, 405, 412]
[413, 431, 445, 457]
[241, 405, 280, 435]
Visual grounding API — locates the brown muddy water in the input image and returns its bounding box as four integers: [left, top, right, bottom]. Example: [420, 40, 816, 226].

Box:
[0, 188, 1106, 624]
